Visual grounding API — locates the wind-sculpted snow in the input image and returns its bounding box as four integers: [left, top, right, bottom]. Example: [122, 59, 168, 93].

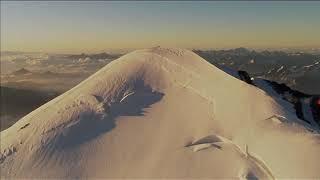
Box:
[1, 47, 320, 178]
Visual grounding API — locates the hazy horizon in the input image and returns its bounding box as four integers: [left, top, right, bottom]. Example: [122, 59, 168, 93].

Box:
[1, 1, 320, 53]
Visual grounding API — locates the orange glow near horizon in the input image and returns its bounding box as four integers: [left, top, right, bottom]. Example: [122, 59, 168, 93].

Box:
[1, 1, 320, 53]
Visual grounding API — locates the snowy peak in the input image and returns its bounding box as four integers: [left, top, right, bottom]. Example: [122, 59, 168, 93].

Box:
[1, 48, 320, 178]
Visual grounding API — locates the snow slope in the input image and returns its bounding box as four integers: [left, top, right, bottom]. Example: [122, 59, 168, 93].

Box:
[1, 47, 320, 178]
[218, 65, 320, 130]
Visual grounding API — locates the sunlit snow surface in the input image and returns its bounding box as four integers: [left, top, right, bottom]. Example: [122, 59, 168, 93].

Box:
[1, 48, 319, 178]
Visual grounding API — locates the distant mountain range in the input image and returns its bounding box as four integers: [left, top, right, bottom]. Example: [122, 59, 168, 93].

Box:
[9, 68, 61, 77]
[194, 48, 320, 94]
[66, 52, 122, 60]
[11, 68, 31, 76]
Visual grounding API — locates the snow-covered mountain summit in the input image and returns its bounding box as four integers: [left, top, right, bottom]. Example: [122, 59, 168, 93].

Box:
[1, 47, 319, 178]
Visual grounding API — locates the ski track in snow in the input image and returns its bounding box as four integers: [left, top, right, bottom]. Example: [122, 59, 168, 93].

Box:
[185, 134, 275, 179]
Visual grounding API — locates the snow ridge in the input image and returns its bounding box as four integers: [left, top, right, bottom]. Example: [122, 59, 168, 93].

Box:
[1, 47, 320, 178]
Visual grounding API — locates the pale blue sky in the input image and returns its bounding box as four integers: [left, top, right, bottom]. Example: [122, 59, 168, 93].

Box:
[1, 1, 320, 53]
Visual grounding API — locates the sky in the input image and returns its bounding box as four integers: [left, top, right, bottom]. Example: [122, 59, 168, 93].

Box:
[1, 1, 320, 53]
